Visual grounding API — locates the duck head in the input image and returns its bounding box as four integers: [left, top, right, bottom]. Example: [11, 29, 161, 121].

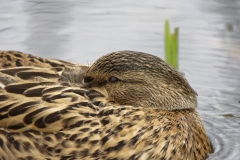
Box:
[83, 51, 197, 110]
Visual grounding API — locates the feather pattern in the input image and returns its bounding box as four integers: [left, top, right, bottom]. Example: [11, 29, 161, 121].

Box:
[0, 51, 213, 160]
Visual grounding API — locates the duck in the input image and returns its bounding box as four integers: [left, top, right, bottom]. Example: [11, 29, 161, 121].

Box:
[0, 50, 213, 160]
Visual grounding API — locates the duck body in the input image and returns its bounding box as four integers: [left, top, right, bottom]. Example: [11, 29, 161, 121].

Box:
[0, 51, 212, 160]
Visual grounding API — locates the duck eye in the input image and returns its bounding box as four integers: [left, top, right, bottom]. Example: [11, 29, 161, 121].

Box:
[84, 76, 94, 83]
[108, 76, 118, 83]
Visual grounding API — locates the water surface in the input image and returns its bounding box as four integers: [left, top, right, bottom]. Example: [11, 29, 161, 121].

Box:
[1, 0, 240, 159]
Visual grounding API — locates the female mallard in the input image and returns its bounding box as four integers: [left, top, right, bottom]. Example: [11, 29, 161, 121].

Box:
[0, 51, 213, 159]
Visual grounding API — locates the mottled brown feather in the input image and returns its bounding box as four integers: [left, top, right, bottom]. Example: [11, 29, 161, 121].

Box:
[0, 50, 77, 69]
[0, 51, 213, 160]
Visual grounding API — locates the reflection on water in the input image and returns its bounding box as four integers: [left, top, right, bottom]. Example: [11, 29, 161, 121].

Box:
[0, 0, 240, 159]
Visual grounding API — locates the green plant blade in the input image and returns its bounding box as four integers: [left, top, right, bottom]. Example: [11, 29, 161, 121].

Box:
[164, 20, 179, 70]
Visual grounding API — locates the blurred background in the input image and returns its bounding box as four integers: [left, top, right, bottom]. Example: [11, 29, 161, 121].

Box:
[1, 0, 240, 159]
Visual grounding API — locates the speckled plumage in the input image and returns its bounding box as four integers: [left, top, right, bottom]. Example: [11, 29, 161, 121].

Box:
[0, 51, 213, 160]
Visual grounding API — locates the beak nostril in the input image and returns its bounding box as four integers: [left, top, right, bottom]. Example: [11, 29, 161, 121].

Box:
[83, 76, 94, 83]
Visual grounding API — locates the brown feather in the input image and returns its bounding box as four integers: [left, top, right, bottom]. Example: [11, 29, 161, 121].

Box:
[0, 50, 213, 160]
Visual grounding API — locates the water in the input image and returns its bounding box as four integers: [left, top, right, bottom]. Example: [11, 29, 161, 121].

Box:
[1, 0, 240, 159]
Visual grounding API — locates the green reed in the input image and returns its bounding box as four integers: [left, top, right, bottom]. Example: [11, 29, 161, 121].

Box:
[164, 20, 179, 70]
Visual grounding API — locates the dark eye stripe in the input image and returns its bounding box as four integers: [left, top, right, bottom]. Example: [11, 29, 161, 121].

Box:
[108, 76, 118, 83]
[84, 76, 94, 83]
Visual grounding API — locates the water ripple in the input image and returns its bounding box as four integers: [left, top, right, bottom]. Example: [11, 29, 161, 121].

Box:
[0, 0, 240, 159]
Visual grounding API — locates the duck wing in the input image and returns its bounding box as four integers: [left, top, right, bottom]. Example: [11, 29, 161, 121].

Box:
[0, 54, 106, 159]
[0, 50, 79, 69]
